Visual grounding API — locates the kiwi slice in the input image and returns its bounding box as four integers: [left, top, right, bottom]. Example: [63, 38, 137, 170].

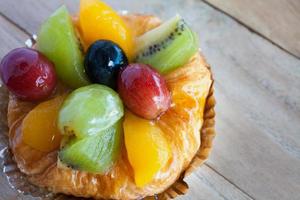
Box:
[37, 5, 89, 88]
[135, 15, 198, 74]
[58, 120, 122, 173]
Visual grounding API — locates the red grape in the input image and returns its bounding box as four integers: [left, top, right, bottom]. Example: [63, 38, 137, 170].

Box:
[118, 63, 171, 119]
[0, 48, 57, 101]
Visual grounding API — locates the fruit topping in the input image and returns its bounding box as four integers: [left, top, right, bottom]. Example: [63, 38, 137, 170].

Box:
[22, 95, 65, 152]
[84, 40, 128, 89]
[59, 119, 122, 173]
[37, 5, 89, 88]
[124, 111, 171, 187]
[0, 48, 56, 101]
[79, 0, 134, 59]
[135, 15, 198, 74]
[58, 84, 124, 139]
[58, 84, 123, 173]
[118, 64, 171, 120]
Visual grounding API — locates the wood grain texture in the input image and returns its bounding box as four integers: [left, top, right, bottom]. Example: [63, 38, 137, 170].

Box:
[0, 0, 300, 200]
[0, 16, 28, 56]
[177, 165, 252, 200]
[205, 0, 300, 58]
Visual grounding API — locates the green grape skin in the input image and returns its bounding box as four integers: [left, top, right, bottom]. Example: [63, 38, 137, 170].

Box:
[58, 84, 124, 139]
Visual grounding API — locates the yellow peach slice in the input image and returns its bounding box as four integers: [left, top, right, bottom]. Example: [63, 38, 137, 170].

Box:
[79, 0, 134, 59]
[123, 111, 171, 187]
[21, 95, 65, 152]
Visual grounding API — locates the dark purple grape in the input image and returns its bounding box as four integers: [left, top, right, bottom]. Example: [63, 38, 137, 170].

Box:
[84, 40, 128, 89]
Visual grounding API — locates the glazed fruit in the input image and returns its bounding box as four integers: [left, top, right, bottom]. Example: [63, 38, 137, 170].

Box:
[84, 40, 128, 89]
[22, 95, 65, 152]
[59, 120, 122, 173]
[37, 5, 89, 88]
[79, 0, 134, 59]
[118, 64, 171, 119]
[124, 111, 171, 187]
[58, 84, 123, 139]
[135, 15, 198, 74]
[58, 84, 123, 173]
[0, 48, 56, 101]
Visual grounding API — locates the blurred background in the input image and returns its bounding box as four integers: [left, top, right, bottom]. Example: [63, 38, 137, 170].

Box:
[0, 0, 299, 199]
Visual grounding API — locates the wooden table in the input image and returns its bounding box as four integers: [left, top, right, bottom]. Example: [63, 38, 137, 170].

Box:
[0, 0, 299, 199]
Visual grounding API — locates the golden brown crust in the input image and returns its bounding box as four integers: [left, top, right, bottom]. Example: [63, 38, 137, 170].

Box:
[7, 14, 215, 199]
[159, 64, 216, 200]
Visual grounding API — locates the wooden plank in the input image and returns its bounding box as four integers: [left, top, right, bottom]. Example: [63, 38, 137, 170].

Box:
[1, 0, 300, 200]
[192, 2, 300, 199]
[204, 0, 300, 58]
[0, 16, 28, 56]
[0, 0, 76, 35]
[178, 165, 252, 200]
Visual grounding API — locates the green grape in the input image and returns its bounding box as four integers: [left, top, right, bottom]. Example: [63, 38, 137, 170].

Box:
[58, 84, 124, 139]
